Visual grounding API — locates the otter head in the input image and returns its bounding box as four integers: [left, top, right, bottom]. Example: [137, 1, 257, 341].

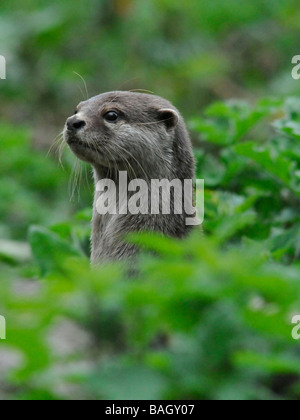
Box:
[63, 91, 180, 178]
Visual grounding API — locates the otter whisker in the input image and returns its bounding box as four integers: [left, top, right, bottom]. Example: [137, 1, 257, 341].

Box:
[77, 85, 86, 102]
[112, 143, 144, 181]
[83, 163, 92, 194]
[74, 72, 89, 100]
[69, 158, 82, 202]
[131, 134, 167, 162]
[103, 142, 120, 182]
[110, 79, 142, 102]
[123, 138, 162, 175]
[134, 120, 173, 126]
[58, 140, 67, 169]
[47, 131, 64, 157]
[129, 89, 155, 95]
[116, 78, 139, 90]
[113, 145, 137, 181]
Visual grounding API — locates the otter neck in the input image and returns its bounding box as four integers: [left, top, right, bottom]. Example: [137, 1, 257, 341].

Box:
[93, 157, 173, 185]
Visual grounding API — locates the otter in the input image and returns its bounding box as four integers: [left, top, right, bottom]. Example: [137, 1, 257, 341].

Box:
[63, 91, 196, 263]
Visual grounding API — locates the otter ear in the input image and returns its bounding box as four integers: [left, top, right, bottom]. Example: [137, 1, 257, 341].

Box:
[158, 108, 179, 129]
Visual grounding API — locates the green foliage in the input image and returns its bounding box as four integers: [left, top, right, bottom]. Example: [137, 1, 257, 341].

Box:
[2, 0, 300, 129]
[1, 97, 300, 400]
[1, 0, 300, 401]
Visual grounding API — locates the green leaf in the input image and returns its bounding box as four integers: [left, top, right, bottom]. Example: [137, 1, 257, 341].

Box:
[234, 141, 294, 185]
[28, 226, 81, 276]
[234, 351, 300, 375]
[88, 361, 167, 400]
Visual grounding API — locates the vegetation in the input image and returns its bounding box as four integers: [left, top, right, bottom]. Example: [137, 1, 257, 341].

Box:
[1, 0, 300, 400]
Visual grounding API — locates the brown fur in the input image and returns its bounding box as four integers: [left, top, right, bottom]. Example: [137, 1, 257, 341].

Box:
[63, 91, 196, 263]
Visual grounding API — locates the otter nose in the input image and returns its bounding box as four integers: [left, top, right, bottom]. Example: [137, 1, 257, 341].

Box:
[67, 116, 86, 131]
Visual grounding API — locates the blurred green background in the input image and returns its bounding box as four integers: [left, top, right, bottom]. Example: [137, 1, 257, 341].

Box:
[1, 0, 300, 400]
[1, 0, 300, 238]
[2, 0, 300, 140]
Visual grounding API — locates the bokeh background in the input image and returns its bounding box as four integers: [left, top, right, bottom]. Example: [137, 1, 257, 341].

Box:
[2, 0, 300, 141]
[1, 0, 300, 400]
[1, 0, 300, 237]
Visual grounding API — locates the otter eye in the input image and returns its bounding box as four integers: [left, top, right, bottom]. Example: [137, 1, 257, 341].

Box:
[104, 111, 119, 122]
